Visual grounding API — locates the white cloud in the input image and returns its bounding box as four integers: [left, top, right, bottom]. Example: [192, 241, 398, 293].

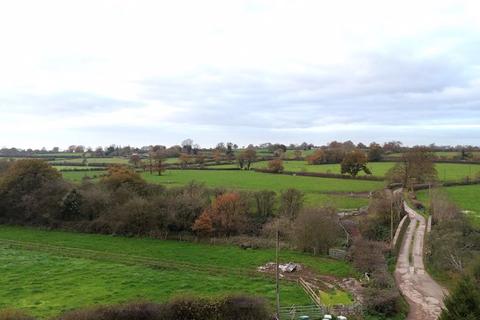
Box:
[0, 0, 479, 148]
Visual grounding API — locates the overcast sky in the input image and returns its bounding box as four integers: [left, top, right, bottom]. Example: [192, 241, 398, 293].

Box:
[1, 0, 480, 149]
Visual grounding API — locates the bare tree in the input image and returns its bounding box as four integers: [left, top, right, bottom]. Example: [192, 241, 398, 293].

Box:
[293, 208, 341, 255]
[386, 147, 437, 189]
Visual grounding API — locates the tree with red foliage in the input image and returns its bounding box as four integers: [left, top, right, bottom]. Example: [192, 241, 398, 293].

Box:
[192, 209, 214, 237]
[196, 192, 248, 237]
[305, 149, 325, 164]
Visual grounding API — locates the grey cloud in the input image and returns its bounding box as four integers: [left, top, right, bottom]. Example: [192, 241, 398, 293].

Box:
[0, 92, 142, 115]
[140, 52, 480, 129]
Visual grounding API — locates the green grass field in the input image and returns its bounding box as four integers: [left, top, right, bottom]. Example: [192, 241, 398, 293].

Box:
[37, 152, 80, 157]
[0, 226, 354, 318]
[319, 289, 353, 306]
[59, 161, 479, 209]
[51, 157, 179, 166]
[62, 170, 106, 182]
[417, 185, 480, 228]
[141, 170, 382, 193]
[213, 161, 480, 182]
[51, 157, 131, 165]
[53, 166, 105, 171]
[62, 170, 372, 209]
[60, 169, 379, 208]
[389, 151, 480, 159]
[284, 149, 316, 158]
[141, 170, 383, 209]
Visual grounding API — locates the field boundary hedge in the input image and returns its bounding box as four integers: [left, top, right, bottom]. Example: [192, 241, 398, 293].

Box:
[57, 168, 106, 172]
[412, 179, 480, 191]
[382, 157, 480, 164]
[167, 167, 241, 171]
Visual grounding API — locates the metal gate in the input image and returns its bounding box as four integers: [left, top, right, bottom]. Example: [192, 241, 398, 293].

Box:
[279, 305, 325, 320]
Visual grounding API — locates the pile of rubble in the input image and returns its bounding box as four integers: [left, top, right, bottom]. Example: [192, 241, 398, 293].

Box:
[257, 262, 302, 277]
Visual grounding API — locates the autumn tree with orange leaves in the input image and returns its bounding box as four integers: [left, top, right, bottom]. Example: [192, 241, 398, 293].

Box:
[193, 192, 248, 237]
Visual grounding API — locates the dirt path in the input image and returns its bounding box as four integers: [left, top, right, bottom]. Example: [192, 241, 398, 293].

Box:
[394, 202, 447, 320]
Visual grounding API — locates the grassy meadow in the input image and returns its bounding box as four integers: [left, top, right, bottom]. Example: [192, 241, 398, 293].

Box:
[213, 161, 480, 182]
[417, 185, 480, 228]
[51, 157, 178, 165]
[389, 151, 480, 159]
[61, 169, 381, 208]
[62, 170, 106, 182]
[141, 170, 383, 208]
[58, 158, 480, 209]
[0, 226, 354, 318]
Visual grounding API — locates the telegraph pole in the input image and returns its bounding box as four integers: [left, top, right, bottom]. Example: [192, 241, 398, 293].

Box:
[275, 226, 280, 320]
[428, 182, 432, 213]
[390, 193, 394, 244]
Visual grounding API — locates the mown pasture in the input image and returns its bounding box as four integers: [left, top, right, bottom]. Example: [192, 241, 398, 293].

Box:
[213, 161, 480, 182]
[50, 157, 179, 166]
[388, 151, 480, 159]
[0, 226, 354, 318]
[53, 166, 105, 171]
[140, 170, 384, 209]
[61, 169, 381, 208]
[51, 157, 130, 165]
[59, 160, 479, 209]
[417, 185, 480, 228]
[62, 170, 105, 182]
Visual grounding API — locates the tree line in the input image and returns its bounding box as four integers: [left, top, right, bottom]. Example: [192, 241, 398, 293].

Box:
[0, 159, 344, 255]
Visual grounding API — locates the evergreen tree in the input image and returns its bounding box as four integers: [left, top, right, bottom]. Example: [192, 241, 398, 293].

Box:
[60, 189, 83, 220]
[440, 274, 480, 320]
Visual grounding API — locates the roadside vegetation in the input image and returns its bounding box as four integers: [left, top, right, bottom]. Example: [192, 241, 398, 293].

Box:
[349, 190, 408, 319]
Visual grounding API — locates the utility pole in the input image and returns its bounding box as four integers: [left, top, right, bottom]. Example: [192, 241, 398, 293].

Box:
[428, 183, 432, 214]
[275, 226, 280, 320]
[390, 193, 394, 244]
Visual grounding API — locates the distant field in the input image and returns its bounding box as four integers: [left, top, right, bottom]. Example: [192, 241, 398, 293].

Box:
[0, 226, 354, 317]
[59, 161, 479, 208]
[284, 149, 316, 158]
[213, 161, 480, 182]
[417, 185, 480, 228]
[141, 170, 383, 208]
[388, 151, 480, 159]
[51, 157, 130, 165]
[63, 168, 371, 208]
[51, 157, 179, 165]
[62, 171, 105, 182]
[164, 157, 179, 164]
[36, 152, 81, 157]
[236, 149, 316, 159]
[53, 166, 105, 171]
[435, 163, 480, 181]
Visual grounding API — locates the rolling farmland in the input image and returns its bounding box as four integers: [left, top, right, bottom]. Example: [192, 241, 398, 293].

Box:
[141, 170, 383, 208]
[0, 226, 354, 318]
[213, 161, 480, 182]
